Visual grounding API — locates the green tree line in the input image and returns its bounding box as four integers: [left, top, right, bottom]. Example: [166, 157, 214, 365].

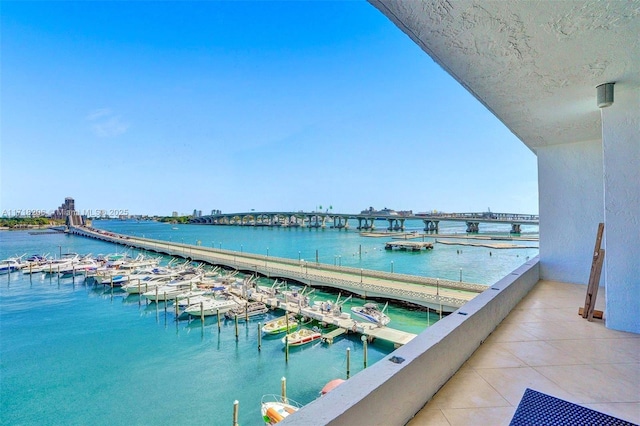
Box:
[0, 217, 64, 228]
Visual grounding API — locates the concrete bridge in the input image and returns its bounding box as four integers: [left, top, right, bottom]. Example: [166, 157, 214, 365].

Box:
[69, 226, 486, 313]
[189, 211, 539, 234]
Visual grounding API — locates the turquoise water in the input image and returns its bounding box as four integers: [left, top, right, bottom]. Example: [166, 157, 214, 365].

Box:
[0, 221, 537, 425]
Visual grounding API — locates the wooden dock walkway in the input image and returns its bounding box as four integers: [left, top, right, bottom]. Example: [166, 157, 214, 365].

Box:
[248, 292, 417, 347]
[321, 328, 346, 344]
[69, 225, 486, 313]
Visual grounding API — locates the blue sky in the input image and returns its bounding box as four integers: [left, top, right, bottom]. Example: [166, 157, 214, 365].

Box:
[1, 1, 538, 217]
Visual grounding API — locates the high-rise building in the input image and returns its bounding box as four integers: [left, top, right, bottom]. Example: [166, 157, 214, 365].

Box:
[53, 197, 75, 219]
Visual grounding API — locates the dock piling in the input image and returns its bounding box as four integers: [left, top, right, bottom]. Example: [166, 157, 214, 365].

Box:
[285, 335, 289, 363]
[258, 323, 262, 351]
[281, 376, 287, 403]
[232, 400, 239, 426]
[235, 314, 239, 339]
[346, 347, 351, 379]
[362, 335, 368, 368]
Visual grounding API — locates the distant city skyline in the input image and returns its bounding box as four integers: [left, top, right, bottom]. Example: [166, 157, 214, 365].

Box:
[1, 1, 539, 217]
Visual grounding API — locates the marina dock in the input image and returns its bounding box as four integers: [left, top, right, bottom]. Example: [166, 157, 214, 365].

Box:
[384, 241, 434, 251]
[69, 225, 485, 313]
[245, 292, 417, 347]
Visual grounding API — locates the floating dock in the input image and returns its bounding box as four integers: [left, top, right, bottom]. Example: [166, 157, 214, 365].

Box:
[321, 328, 347, 344]
[384, 241, 434, 251]
[246, 292, 417, 348]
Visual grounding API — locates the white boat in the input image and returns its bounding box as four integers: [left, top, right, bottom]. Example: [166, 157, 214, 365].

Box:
[143, 282, 201, 302]
[0, 257, 24, 274]
[281, 327, 322, 347]
[38, 253, 81, 274]
[184, 298, 238, 317]
[117, 254, 161, 270]
[57, 258, 100, 277]
[100, 265, 179, 288]
[350, 302, 390, 326]
[262, 315, 298, 335]
[175, 294, 212, 308]
[20, 254, 50, 273]
[261, 395, 302, 425]
[121, 275, 174, 294]
[224, 301, 269, 320]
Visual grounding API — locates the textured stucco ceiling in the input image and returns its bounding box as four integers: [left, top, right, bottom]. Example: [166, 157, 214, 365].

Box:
[369, 0, 640, 151]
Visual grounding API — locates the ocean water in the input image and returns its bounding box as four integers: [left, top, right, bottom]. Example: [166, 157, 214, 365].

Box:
[0, 220, 538, 425]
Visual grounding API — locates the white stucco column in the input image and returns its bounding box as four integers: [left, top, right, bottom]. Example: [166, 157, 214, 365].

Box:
[601, 84, 640, 334]
[537, 140, 604, 284]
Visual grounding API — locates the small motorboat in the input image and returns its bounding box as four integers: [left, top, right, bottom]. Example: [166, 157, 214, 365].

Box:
[184, 298, 238, 317]
[350, 302, 390, 326]
[281, 327, 322, 347]
[224, 301, 269, 320]
[262, 315, 298, 335]
[261, 394, 302, 425]
[0, 257, 25, 274]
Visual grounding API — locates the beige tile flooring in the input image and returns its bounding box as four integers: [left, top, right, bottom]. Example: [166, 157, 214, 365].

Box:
[407, 280, 640, 425]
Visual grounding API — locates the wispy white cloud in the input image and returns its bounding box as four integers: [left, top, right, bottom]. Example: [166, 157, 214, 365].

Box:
[86, 108, 129, 137]
[86, 108, 112, 121]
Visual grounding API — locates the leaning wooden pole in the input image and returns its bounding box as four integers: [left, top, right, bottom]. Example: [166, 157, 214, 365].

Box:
[582, 223, 605, 321]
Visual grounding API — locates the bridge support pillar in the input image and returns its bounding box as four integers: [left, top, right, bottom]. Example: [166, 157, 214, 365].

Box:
[423, 219, 438, 233]
[358, 217, 374, 230]
[510, 223, 521, 234]
[466, 221, 480, 233]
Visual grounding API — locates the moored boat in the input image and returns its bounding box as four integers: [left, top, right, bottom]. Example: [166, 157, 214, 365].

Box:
[261, 394, 302, 425]
[142, 274, 204, 301]
[0, 257, 25, 274]
[262, 315, 298, 335]
[224, 301, 269, 320]
[281, 327, 322, 347]
[121, 275, 174, 294]
[350, 302, 390, 326]
[184, 298, 238, 317]
[20, 254, 49, 272]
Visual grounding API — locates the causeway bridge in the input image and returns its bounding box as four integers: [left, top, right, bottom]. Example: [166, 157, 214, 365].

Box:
[69, 226, 486, 313]
[189, 211, 539, 234]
